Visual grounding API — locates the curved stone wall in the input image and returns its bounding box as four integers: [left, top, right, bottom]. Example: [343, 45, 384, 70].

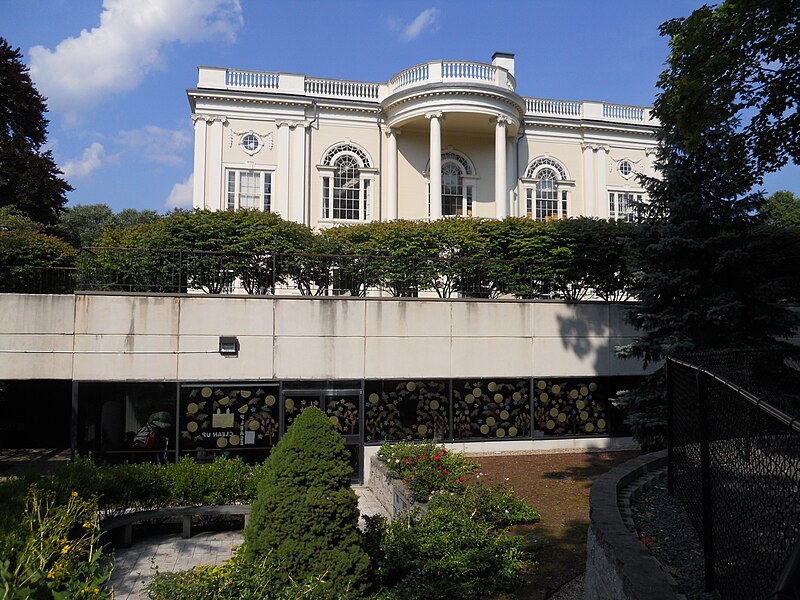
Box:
[585, 450, 680, 600]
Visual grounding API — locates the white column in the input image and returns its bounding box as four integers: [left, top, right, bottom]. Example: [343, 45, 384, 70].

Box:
[506, 137, 515, 217]
[427, 112, 442, 220]
[494, 116, 509, 220]
[595, 145, 609, 218]
[289, 123, 306, 224]
[191, 115, 208, 209]
[581, 143, 595, 217]
[275, 121, 291, 218]
[206, 116, 225, 211]
[386, 128, 398, 221]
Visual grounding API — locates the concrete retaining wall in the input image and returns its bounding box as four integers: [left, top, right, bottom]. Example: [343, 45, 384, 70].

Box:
[368, 457, 425, 519]
[0, 292, 650, 381]
[586, 450, 681, 600]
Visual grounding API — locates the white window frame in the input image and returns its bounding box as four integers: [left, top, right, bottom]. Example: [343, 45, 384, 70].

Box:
[318, 144, 375, 223]
[225, 168, 273, 212]
[608, 191, 644, 221]
[521, 169, 572, 221]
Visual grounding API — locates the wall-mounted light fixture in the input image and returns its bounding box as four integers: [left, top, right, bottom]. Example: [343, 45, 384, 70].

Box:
[219, 336, 239, 357]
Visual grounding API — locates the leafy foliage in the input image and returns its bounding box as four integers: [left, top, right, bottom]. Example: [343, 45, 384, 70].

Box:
[0, 205, 44, 232]
[54, 204, 162, 248]
[244, 407, 369, 599]
[0, 229, 77, 292]
[0, 38, 71, 225]
[147, 550, 328, 600]
[618, 1, 800, 447]
[761, 190, 800, 229]
[656, 0, 800, 181]
[0, 488, 111, 599]
[365, 499, 528, 600]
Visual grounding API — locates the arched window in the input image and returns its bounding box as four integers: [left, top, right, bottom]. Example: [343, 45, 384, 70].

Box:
[524, 157, 569, 221]
[429, 151, 475, 217]
[321, 143, 373, 221]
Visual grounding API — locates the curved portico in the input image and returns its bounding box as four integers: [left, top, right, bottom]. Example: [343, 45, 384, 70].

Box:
[381, 57, 525, 221]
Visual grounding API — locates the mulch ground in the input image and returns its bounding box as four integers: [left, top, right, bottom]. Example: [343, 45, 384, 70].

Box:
[475, 450, 640, 599]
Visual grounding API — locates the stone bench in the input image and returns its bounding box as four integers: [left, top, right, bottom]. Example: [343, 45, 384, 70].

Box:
[100, 504, 252, 548]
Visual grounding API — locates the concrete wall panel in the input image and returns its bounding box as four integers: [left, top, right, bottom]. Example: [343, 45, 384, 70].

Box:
[366, 301, 451, 337]
[0, 294, 75, 334]
[365, 337, 451, 379]
[177, 334, 274, 380]
[274, 336, 365, 379]
[179, 297, 274, 336]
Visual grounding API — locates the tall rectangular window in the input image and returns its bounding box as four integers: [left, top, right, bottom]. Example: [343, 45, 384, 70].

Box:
[609, 192, 642, 222]
[225, 170, 272, 212]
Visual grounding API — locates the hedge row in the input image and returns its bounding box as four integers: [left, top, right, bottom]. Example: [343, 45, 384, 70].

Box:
[1, 211, 637, 299]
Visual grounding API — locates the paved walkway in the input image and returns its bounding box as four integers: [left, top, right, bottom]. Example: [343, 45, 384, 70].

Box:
[107, 486, 388, 600]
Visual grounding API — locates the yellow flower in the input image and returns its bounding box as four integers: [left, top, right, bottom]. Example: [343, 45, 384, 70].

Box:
[71, 491, 78, 497]
[61, 544, 71, 555]
[82, 522, 92, 529]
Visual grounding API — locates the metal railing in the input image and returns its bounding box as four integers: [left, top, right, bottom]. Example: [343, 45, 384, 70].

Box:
[667, 351, 800, 599]
[1, 247, 633, 300]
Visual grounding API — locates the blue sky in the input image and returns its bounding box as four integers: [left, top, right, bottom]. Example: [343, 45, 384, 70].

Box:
[3, 0, 798, 213]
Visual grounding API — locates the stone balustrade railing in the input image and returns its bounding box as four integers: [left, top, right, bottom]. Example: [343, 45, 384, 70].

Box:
[525, 97, 654, 124]
[196, 66, 653, 125]
[387, 60, 516, 93]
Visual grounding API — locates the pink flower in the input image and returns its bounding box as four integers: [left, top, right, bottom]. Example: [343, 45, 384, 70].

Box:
[405, 457, 410, 464]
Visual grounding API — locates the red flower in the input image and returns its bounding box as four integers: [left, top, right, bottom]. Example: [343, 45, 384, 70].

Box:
[443, 469, 448, 475]
[434, 454, 442, 461]
[413, 457, 418, 462]
[405, 457, 410, 464]
[437, 465, 442, 470]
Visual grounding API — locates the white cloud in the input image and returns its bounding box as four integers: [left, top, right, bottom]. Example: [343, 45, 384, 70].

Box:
[118, 125, 192, 166]
[166, 173, 194, 209]
[62, 142, 106, 179]
[29, 0, 242, 118]
[399, 8, 440, 41]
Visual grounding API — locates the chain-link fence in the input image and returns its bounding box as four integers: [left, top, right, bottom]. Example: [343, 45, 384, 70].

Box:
[667, 350, 800, 599]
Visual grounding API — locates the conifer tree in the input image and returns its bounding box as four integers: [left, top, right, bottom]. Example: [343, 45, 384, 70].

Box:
[244, 406, 369, 598]
[0, 37, 71, 225]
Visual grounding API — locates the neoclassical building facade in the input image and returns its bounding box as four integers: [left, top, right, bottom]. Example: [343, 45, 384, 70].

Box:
[188, 52, 658, 227]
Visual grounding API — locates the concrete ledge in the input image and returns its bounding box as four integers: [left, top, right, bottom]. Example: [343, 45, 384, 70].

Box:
[100, 504, 251, 548]
[586, 450, 681, 600]
[368, 458, 426, 519]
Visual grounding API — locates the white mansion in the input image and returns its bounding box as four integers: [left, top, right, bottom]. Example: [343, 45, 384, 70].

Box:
[188, 52, 658, 227]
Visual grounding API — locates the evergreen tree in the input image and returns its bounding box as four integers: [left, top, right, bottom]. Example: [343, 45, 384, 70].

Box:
[618, 2, 800, 447]
[0, 37, 71, 225]
[244, 406, 369, 598]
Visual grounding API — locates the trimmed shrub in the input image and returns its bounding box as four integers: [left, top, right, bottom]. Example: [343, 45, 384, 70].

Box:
[243, 406, 369, 598]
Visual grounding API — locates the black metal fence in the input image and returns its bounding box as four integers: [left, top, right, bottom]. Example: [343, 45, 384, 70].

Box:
[3, 246, 629, 300]
[667, 350, 800, 599]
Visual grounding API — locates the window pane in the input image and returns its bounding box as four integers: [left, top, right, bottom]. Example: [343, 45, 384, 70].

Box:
[263, 173, 271, 212]
[227, 171, 236, 211]
[441, 161, 463, 216]
[239, 172, 260, 209]
[333, 155, 361, 220]
[535, 168, 559, 221]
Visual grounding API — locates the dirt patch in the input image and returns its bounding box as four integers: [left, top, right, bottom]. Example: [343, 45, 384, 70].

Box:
[476, 450, 640, 599]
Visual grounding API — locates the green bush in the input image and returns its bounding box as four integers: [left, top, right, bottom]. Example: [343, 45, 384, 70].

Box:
[147, 548, 327, 600]
[244, 407, 369, 599]
[376, 441, 477, 501]
[367, 496, 529, 599]
[0, 229, 76, 292]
